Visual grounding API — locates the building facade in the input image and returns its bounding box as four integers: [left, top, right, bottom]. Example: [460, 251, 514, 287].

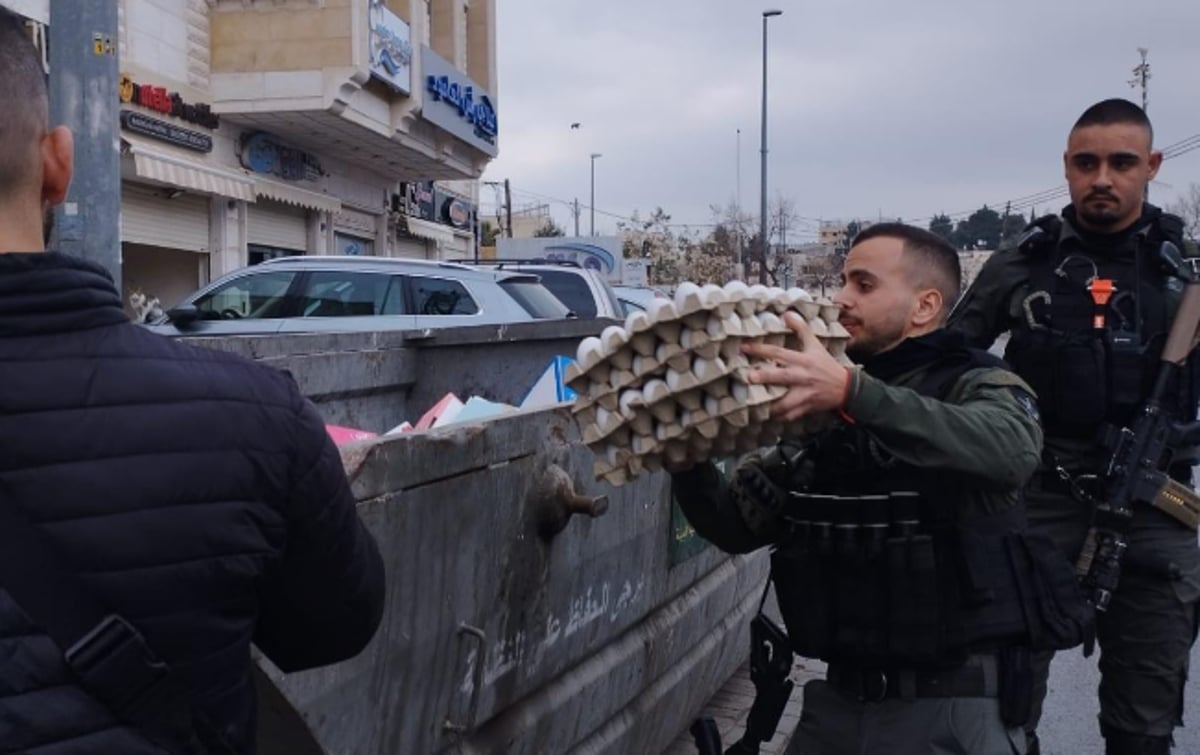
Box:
[5, 0, 497, 312]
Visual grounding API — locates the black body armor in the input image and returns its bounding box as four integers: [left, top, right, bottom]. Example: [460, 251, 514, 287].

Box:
[768, 346, 1089, 668]
[1004, 210, 1200, 454]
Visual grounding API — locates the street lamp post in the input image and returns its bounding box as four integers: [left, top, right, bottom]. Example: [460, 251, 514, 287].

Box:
[759, 9, 782, 283]
[590, 153, 602, 236]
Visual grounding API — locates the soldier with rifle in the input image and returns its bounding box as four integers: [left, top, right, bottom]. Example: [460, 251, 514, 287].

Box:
[677, 224, 1089, 755]
[951, 98, 1200, 755]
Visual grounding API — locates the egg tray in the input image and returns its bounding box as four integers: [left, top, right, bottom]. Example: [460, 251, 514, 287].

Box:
[565, 281, 851, 486]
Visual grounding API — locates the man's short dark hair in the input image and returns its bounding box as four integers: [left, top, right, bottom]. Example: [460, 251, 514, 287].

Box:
[1072, 98, 1154, 146]
[0, 9, 48, 199]
[850, 222, 962, 313]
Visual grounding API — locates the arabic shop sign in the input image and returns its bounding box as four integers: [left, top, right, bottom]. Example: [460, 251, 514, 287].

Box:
[402, 181, 437, 221]
[368, 0, 413, 94]
[238, 132, 324, 182]
[120, 110, 213, 153]
[420, 46, 498, 157]
[118, 74, 219, 129]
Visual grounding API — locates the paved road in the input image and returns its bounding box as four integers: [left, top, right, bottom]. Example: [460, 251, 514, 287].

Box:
[668, 641, 1200, 755]
[1037, 639, 1200, 754]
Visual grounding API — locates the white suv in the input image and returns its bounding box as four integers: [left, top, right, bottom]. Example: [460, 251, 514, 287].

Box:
[146, 256, 570, 336]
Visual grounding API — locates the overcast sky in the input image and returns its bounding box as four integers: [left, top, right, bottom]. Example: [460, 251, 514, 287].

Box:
[479, 0, 1200, 241]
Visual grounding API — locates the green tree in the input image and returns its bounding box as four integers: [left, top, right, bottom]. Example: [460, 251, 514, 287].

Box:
[999, 212, 1028, 248]
[929, 213, 955, 245]
[480, 221, 500, 246]
[533, 218, 565, 237]
[953, 205, 1002, 250]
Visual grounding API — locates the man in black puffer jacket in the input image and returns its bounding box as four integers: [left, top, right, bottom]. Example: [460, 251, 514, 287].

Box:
[0, 10, 385, 754]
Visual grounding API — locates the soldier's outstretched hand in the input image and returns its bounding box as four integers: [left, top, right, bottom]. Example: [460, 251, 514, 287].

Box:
[743, 312, 852, 422]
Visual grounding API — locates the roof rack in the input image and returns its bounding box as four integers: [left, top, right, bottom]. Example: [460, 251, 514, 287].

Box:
[451, 258, 584, 269]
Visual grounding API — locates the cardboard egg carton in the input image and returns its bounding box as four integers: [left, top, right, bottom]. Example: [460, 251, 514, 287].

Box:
[566, 281, 853, 487]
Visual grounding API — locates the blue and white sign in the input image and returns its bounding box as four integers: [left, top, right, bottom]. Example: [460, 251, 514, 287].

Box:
[420, 46, 498, 157]
[369, 0, 413, 94]
[496, 237, 625, 284]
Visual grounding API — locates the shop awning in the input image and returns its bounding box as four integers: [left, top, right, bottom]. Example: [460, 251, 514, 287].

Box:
[404, 217, 457, 246]
[122, 137, 256, 202]
[254, 178, 342, 214]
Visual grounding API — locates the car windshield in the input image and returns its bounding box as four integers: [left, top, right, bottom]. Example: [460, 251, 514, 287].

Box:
[532, 270, 596, 317]
[500, 278, 571, 319]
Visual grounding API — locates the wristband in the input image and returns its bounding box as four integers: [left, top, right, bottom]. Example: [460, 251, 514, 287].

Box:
[838, 367, 857, 425]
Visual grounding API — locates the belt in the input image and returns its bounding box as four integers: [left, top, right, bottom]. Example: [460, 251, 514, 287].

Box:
[826, 653, 999, 702]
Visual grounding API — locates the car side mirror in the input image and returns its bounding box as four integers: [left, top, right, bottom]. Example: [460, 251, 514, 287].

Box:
[166, 304, 201, 328]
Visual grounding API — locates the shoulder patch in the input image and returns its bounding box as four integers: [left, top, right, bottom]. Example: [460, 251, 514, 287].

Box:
[1008, 386, 1041, 422]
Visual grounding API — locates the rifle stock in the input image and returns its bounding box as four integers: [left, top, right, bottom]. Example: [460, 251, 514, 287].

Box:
[1163, 282, 1200, 364]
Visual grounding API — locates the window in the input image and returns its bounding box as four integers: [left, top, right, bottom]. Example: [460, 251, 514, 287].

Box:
[194, 271, 298, 320]
[298, 272, 399, 317]
[532, 270, 596, 317]
[248, 244, 293, 266]
[500, 279, 570, 319]
[410, 276, 479, 315]
[618, 298, 645, 317]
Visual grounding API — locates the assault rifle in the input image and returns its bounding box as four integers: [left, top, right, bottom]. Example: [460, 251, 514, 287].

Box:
[1076, 281, 1200, 610]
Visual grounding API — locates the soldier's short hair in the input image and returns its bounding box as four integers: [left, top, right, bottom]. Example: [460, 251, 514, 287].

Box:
[0, 9, 48, 200]
[1073, 98, 1154, 147]
[851, 222, 962, 314]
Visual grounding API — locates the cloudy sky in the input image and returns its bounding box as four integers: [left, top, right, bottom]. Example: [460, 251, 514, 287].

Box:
[480, 0, 1200, 241]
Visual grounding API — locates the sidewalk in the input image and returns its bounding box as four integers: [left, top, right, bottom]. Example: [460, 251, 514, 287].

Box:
[661, 657, 827, 755]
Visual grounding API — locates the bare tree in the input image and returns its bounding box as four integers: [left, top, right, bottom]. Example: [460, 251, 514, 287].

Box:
[767, 193, 800, 286]
[709, 200, 755, 279]
[1167, 182, 1200, 241]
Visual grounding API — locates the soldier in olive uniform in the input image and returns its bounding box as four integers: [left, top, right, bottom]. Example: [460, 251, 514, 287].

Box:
[949, 99, 1200, 755]
[673, 224, 1087, 755]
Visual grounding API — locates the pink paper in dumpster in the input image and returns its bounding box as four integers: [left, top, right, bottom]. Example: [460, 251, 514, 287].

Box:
[324, 425, 378, 446]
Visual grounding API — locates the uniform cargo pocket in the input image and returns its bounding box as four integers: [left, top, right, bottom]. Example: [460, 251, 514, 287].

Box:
[1005, 532, 1093, 651]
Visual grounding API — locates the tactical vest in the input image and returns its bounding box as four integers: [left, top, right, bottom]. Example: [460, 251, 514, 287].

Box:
[770, 348, 1089, 668]
[1004, 211, 1200, 447]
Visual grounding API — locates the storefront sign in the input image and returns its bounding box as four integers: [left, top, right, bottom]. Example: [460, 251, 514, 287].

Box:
[368, 0, 413, 94]
[238, 132, 324, 182]
[443, 198, 471, 229]
[421, 47, 498, 157]
[335, 232, 374, 257]
[402, 181, 437, 221]
[120, 110, 213, 153]
[119, 74, 219, 129]
[434, 189, 475, 230]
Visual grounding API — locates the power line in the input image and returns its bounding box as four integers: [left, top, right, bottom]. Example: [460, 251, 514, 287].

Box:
[906, 131, 1200, 227]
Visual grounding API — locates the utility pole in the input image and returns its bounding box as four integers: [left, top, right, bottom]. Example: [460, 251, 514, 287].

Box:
[48, 1, 121, 287]
[572, 198, 580, 236]
[759, 10, 783, 284]
[1000, 200, 1012, 247]
[1129, 47, 1151, 201]
[504, 178, 513, 238]
[735, 128, 743, 278]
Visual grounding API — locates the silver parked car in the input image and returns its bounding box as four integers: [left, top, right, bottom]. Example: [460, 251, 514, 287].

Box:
[146, 256, 570, 336]
[611, 284, 668, 316]
[454, 259, 624, 319]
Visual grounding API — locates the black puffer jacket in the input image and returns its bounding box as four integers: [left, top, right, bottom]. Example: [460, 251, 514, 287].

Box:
[0, 253, 385, 754]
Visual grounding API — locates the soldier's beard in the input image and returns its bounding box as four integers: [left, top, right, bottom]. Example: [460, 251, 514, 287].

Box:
[844, 321, 910, 363]
[1079, 207, 1122, 229]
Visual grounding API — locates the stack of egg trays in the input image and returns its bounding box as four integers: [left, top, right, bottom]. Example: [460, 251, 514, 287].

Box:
[565, 281, 852, 487]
